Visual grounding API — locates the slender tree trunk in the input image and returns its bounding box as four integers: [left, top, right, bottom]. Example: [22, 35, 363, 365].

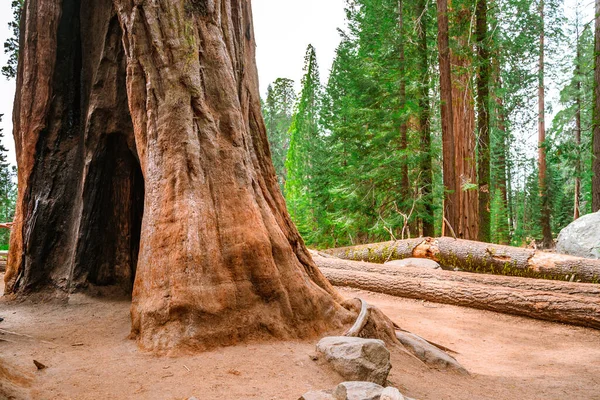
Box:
[417, 0, 435, 237]
[6, 0, 353, 352]
[493, 59, 510, 244]
[476, 0, 491, 242]
[574, 24, 582, 220]
[538, 0, 553, 248]
[437, 0, 459, 236]
[398, 0, 410, 198]
[452, 8, 479, 240]
[593, 0, 600, 212]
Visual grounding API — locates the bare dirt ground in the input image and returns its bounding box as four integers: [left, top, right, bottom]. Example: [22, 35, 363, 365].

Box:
[1, 274, 599, 400]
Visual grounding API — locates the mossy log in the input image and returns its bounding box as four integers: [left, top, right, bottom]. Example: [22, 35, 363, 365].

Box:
[314, 257, 600, 329]
[322, 237, 600, 283]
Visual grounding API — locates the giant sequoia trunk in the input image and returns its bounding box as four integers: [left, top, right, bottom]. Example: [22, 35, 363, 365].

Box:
[5, 0, 351, 351]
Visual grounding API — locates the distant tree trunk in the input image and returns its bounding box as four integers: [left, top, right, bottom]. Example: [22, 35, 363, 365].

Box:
[493, 59, 511, 244]
[398, 0, 410, 198]
[417, 0, 435, 237]
[5, 0, 352, 352]
[574, 24, 582, 221]
[476, 0, 491, 242]
[538, 0, 553, 248]
[452, 8, 479, 240]
[593, 0, 600, 212]
[436, 0, 459, 237]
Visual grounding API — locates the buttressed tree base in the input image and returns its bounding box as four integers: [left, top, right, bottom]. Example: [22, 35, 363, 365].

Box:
[4, 0, 355, 352]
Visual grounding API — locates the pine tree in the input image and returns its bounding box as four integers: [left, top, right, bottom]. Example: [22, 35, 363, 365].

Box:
[263, 78, 295, 189]
[285, 45, 324, 240]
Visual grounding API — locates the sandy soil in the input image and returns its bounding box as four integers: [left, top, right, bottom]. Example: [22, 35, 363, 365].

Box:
[1, 274, 599, 400]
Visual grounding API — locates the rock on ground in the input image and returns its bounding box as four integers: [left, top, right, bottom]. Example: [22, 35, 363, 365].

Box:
[380, 387, 404, 400]
[299, 389, 336, 400]
[316, 337, 391, 385]
[395, 332, 467, 374]
[557, 211, 600, 259]
[384, 258, 440, 269]
[333, 381, 384, 400]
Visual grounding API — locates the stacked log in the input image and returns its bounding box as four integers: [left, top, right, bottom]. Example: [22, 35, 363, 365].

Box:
[322, 237, 600, 283]
[312, 254, 600, 330]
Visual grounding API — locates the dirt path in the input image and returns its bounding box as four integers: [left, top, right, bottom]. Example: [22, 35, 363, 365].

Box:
[1, 274, 599, 399]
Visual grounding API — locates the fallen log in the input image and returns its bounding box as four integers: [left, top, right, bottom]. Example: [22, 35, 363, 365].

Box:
[312, 255, 600, 297]
[319, 266, 600, 330]
[322, 237, 600, 283]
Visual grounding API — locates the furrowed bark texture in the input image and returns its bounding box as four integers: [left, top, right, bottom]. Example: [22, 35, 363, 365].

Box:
[319, 266, 600, 330]
[451, 6, 479, 241]
[6, 0, 352, 352]
[323, 237, 600, 282]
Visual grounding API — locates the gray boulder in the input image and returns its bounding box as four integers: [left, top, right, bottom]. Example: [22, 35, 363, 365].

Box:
[557, 211, 600, 259]
[333, 381, 384, 400]
[384, 258, 440, 269]
[316, 336, 391, 385]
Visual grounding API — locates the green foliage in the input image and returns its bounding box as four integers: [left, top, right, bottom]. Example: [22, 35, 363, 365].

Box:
[262, 78, 296, 189]
[0, 116, 17, 247]
[3, 0, 22, 79]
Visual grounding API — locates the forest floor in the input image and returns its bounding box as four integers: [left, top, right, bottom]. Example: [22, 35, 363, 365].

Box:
[1, 274, 600, 400]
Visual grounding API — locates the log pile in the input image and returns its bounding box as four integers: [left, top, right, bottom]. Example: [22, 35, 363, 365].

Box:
[322, 237, 600, 283]
[312, 254, 600, 330]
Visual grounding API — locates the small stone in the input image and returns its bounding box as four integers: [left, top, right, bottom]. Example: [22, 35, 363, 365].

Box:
[33, 360, 47, 370]
[380, 387, 404, 400]
[309, 352, 319, 361]
[384, 258, 440, 269]
[333, 381, 384, 400]
[299, 389, 335, 400]
[316, 336, 391, 385]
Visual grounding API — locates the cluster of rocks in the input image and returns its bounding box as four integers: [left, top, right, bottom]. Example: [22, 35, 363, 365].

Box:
[300, 381, 409, 400]
[299, 336, 413, 400]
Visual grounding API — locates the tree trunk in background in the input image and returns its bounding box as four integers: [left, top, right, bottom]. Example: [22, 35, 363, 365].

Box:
[476, 0, 491, 242]
[451, 8, 479, 240]
[5, 0, 352, 352]
[574, 24, 582, 221]
[417, 0, 435, 237]
[538, 0, 553, 248]
[437, 0, 459, 237]
[593, 0, 600, 213]
[398, 0, 410, 199]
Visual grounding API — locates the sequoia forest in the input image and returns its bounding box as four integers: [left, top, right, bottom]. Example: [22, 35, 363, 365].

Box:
[1, 0, 600, 399]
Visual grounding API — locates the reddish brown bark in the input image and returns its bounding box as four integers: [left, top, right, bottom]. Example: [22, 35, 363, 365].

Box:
[451, 7, 479, 241]
[5, 0, 353, 352]
[437, 0, 459, 237]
